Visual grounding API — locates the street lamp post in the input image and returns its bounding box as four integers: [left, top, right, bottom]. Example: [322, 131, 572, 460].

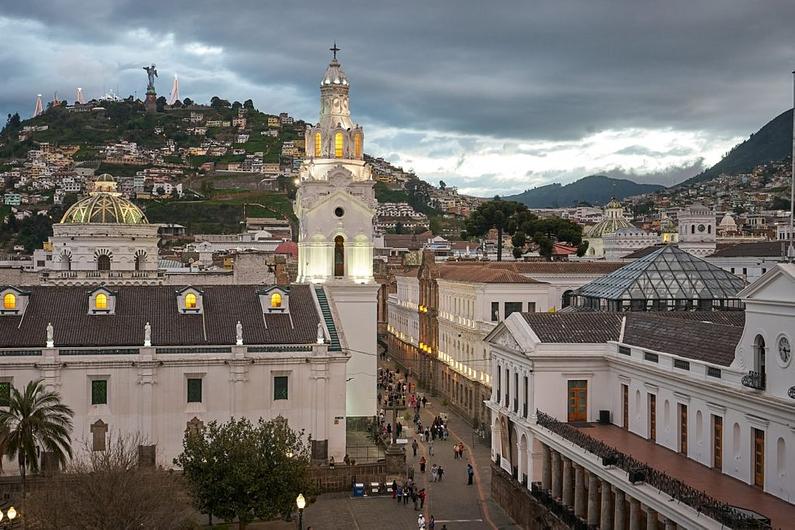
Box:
[295, 493, 306, 530]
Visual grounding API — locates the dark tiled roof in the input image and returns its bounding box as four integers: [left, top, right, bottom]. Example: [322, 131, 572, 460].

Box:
[708, 240, 793, 258]
[447, 261, 625, 275]
[622, 313, 743, 366]
[622, 244, 666, 259]
[0, 284, 321, 348]
[438, 265, 544, 284]
[521, 313, 624, 343]
[383, 232, 433, 250]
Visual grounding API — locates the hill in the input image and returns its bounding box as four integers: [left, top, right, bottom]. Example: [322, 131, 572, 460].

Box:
[677, 108, 793, 187]
[504, 175, 664, 208]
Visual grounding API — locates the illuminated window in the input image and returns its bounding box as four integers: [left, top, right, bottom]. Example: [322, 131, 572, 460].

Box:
[335, 132, 343, 158]
[3, 293, 15, 310]
[185, 293, 197, 309]
[271, 292, 282, 308]
[314, 132, 322, 157]
[354, 133, 362, 159]
[96, 293, 108, 310]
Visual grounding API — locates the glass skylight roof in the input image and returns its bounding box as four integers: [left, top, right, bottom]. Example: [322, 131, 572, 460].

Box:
[573, 245, 747, 311]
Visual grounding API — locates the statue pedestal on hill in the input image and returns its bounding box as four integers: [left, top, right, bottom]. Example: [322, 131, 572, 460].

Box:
[143, 64, 158, 113]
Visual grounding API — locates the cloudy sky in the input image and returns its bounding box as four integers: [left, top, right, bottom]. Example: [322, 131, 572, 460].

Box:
[1, 1, 793, 195]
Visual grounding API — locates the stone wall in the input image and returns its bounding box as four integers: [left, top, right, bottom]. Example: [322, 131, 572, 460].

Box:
[310, 462, 387, 493]
[491, 463, 570, 530]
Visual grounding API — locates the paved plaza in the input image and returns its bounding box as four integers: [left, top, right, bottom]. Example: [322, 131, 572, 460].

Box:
[300, 357, 518, 530]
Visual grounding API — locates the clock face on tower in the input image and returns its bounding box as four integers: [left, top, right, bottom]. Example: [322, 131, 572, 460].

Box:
[697, 224, 706, 232]
[779, 336, 791, 365]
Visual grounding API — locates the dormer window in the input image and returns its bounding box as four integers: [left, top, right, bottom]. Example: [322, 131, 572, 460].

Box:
[3, 293, 15, 310]
[271, 292, 282, 308]
[258, 286, 289, 314]
[186, 293, 197, 309]
[177, 287, 204, 314]
[0, 287, 29, 316]
[88, 287, 115, 315]
[96, 293, 108, 310]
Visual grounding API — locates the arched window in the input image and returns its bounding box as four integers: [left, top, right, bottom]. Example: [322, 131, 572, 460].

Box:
[733, 423, 741, 458]
[777, 437, 786, 475]
[185, 293, 197, 309]
[271, 292, 282, 308]
[354, 133, 362, 159]
[691, 225, 695, 234]
[97, 255, 111, 271]
[334, 235, 345, 277]
[96, 293, 108, 310]
[707, 225, 712, 234]
[334, 132, 344, 158]
[754, 335, 766, 376]
[314, 132, 321, 157]
[135, 252, 146, 271]
[3, 293, 16, 310]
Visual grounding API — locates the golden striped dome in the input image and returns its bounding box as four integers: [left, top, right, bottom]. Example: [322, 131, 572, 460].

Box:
[60, 174, 148, 225]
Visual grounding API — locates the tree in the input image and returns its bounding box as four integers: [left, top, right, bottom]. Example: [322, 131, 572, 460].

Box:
[182, 97, 194, 107]
[210, 96, 231, 109]
[243, 99, 255, 110]
[439, 180, 446, 190]
[0, 380, 74, 498]
[156, 96, 167, 112]
[464, 199, 523, 260]
[25, 433, 194, 530]
[176, 417, 314, 529]
[231, 101, 242, 111]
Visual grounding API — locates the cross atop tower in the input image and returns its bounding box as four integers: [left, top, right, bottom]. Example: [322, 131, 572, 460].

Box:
[330, 42, 340, 61]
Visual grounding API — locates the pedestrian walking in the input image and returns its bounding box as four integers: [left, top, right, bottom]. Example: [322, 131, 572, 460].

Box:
[419, 488, 426, 509]
[422, 396, 427, 408]
[431, 464, 438, 482]
[417, 513, 426, 529]
[396, 485, 402, 504]
[419, 456, 427, 473]
[453, 445, 459, 459]
[467, 463, 474, 485]
[428, 440, 434, 456]
[428, 515, 435, 529]
[437, 465, 444, 481]
[412, 490, 418, 511]
[404, 484, 410, 504]
[458, 442, 465, 459]
[412, 439, 418, 457]
[392, 479, 398, 498]
[424, 427, 430, 443]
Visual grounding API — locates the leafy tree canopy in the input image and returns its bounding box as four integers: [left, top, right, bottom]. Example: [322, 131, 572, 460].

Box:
[175, 417, 314, 529]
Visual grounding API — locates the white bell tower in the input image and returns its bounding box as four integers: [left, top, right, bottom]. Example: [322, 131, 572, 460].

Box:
[294, 45, 377, 420]
[678, 203, 716, 257]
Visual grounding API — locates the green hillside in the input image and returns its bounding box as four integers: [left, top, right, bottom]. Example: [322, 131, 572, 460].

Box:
[678, 108, 793, 187]
[504, 175, 664, 208]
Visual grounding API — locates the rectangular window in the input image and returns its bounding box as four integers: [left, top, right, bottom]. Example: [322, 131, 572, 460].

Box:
[0, 382, 10, 407]
[274, 376, 289, 400]
[523, 375, 528, 418]
[618, 346, 631, 356]
[187, 378, 203, 403]
[504, 302, 522, 318]
[491, 302, 499, 322]
[712, 415, 723, 471]
[706, 367, 722, 378]
[644, 352, 659, 363]
[91, 379, 108, 405]
[513, 372, 518, 413]
[527, 302, 536, 313]
[673, 359, 690, 370]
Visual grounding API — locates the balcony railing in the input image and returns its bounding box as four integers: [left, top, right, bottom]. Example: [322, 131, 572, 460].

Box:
[535, 411, 771, 530]
[741, 371, 766, 390]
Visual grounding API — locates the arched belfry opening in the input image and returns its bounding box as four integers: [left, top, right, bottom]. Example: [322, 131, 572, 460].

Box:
[334, 235, 345, 277]
[97, 254, 111, 271]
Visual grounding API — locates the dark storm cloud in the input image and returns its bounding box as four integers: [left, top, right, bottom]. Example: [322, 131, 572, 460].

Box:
[3, 0, 795, 140]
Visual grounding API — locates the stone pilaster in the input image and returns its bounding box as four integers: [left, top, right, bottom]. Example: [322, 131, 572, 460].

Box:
[541, 444, 551, 491]
[562, 457, 573, 506]
[663, 517, 677, 530]
[613, 487, 626, 530]
[629, 497, 642, 530]
[600, 478, 613, 530]
[646, 507, 658, 530]
[574, 463, 586, 518]
[587, 472, 600, 526]
[551, 450, 562, 499]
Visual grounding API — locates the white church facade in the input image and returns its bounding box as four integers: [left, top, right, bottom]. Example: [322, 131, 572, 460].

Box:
[0, 48, 378, 471]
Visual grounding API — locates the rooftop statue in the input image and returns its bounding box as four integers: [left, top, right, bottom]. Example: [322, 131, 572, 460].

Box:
[143, 64, 158, 94]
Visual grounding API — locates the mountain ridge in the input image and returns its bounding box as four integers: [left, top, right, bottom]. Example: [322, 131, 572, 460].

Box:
[503, 175, 664, 208]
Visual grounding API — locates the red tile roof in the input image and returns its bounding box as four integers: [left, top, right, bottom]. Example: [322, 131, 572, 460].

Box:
[437, 265, 545, 284]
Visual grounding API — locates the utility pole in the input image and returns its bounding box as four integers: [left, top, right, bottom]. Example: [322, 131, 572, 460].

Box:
[789, 70, 795, 260]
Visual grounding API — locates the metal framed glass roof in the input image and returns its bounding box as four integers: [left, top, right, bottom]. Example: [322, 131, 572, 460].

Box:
[573, 246, 747, 311]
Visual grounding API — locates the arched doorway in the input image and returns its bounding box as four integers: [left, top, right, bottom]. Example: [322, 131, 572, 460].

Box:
[97, 255, 111, 271]
[334, 235, 345, 277]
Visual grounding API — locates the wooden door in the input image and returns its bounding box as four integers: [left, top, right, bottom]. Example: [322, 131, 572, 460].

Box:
[679, 404, 688, 454]
[753, 428, 765, 488]
[622, 385, 629, 429]
[712, 415, 723, 471]
[567, 380, 587, 423]
[648, 394, 656, 441]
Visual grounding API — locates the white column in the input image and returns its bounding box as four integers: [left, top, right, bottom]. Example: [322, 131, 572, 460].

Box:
[574, 463, 586, 518]
[600, 478, 613, 530]
[629, 498, 642, 530]
[613, 487, 626, 530]
[587, 472, 600, 526]
[646, 507, 658, 530]
[562, 457, 573, 507]
[551, 450, 562, 498]
[541, 444, 551, 491]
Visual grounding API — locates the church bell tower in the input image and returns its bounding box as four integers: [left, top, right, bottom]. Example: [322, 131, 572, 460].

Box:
[294, 45, 377, 420]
